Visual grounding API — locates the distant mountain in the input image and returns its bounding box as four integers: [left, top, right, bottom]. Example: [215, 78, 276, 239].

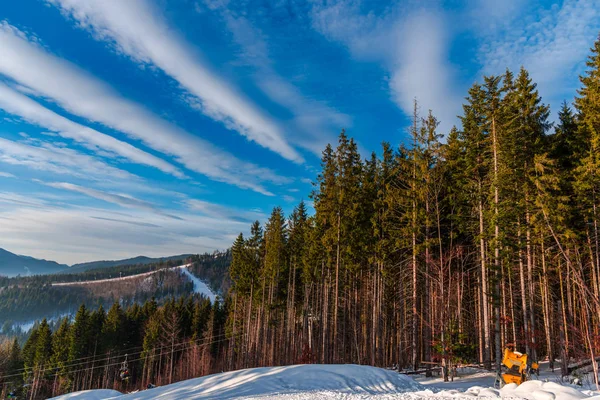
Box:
[0, 248, 69, 277]
[0, 249, 195, 277]
[67, 254, 194, 274]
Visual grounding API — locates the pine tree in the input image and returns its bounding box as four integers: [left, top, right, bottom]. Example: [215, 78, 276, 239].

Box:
[103, 303, 128, 351]
[69, 305, 90, 363]
[575, 35, 600, 305]
[22, 325, 39, 376]
[89, 305, 106, 357]
[51, 318, 72, 393]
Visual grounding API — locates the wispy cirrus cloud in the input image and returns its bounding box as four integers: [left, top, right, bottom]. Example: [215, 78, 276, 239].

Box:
[309, 1, 462, 135]
[0, 82, 183, 177]
[0, 171, 16, 178]
[0, 192, 248, 264]
[0, 137, 137, 181]
[185, 198, 266, 223]
[208, 8, 351, 155]
[0, 21, 288, 195]
[48, 0, 303, 163]
[43, 181, 184, 220]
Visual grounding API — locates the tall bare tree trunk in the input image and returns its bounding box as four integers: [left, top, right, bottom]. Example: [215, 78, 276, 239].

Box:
[479, 190, 490, 368]
[492, 116, 502, 372]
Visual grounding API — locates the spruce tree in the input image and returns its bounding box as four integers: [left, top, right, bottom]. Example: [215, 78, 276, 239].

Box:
[51, 318, 71, 390]
[575, 35, 600, 293]
[69, 304, 90, 364]
[103, 303, 128, 351]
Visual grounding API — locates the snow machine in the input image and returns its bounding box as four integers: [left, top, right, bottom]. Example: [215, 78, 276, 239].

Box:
[497, 343, 539, 387]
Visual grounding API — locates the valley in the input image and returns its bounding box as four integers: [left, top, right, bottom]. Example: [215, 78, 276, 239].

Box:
[0, 252, 229, 339]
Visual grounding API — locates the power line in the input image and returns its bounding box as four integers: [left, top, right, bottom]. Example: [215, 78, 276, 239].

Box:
[0, 331, 243, 381]
[0, 332, 245, 388]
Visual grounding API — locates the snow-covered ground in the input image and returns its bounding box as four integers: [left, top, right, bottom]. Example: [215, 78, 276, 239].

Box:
[11, 310, 74, 333]
[180, 267, 217, 302]
[49, 389, 122, 399]
[49, 363, 600, 400]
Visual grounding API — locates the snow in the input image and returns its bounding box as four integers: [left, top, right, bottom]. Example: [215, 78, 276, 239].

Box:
[180, 267, 217, 302]
[416, 381, 599, 400]
[50, 364, 422, 399]
[48, 364, 600, 400]
[12, 311, 73, 333]
[48, 389, 122, 399]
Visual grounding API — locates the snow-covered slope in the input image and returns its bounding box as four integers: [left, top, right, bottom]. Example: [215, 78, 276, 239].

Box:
[49, 364, 600, 400]
[49, 389, 122, 399]
[180, 267, 217, 302]
[50, 364, 423, 399]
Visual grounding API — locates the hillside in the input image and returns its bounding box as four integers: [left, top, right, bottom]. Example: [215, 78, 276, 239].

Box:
[0, 248, 68, 277]
[0, 252, 229, 334]
[0, 248, 200, 277]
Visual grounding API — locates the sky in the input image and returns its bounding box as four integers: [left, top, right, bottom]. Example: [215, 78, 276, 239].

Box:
[0, 0, 599, 264]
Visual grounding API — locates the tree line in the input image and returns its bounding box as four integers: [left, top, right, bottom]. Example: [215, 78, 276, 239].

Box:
[0, 252, 231, 333]
[0, 294, 226, 399]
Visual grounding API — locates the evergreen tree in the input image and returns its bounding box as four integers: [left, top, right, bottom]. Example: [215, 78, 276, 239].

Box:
[575, 35, 600, 295]
[22, 325, 39, 376]
[69, 304, 90, 362]
[103, 303, 128, 350]
[34, 319, 52, 369]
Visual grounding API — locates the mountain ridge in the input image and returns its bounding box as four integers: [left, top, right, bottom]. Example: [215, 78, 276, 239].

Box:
[0, 248, 68, 277]
[0, 248, 194, 277]
[67, 253, 194, 273]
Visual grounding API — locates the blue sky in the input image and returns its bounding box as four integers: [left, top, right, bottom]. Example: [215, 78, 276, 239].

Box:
[0, 0, 598, 264]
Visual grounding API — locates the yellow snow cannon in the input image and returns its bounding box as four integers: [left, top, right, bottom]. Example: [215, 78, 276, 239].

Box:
[500, 343, 539, 386]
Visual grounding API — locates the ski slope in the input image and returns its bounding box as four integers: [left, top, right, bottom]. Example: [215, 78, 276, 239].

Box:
[52, 263, 217, 301]
[51, 264, 193, 286]
[49, 364, 600, 400]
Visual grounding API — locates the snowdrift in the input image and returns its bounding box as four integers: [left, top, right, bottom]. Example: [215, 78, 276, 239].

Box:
[48, 389, 122, 399]
[50, 364, 423, 399]
[415, 379, 600, 400]
[49, 364, 600, 399]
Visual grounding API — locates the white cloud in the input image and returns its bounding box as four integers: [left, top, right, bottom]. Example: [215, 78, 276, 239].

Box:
[466, 0, 526, 32]
[0, 192, 50, 208]
[221, 13, 351, 155]
[0, 82, 183, 177]
[48, 0, 302, 163]
[282, 195, 295, 203]
[185, 198, 266, 222]
[0, 137, 136, 181]
[477, 0, 600, 103]
[43, 181, 183, 220]
[388, 12, 462, 134]
[310, 2, 461, 135]
[0, 21, 288, 195]
[0, 193, 249, 264]
[0, 171, 16, 178]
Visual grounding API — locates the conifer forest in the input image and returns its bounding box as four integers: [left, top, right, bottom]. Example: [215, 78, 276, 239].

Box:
[1, 35, 600, 400]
